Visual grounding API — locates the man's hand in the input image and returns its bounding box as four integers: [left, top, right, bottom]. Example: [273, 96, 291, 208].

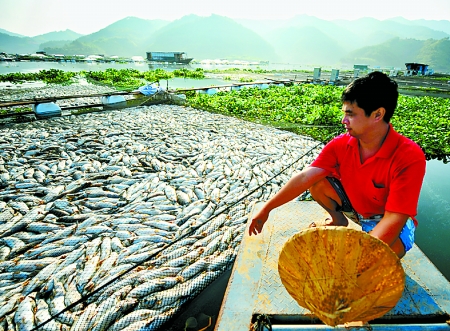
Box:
[248, 167, 329, 236]
[248, 209, 269, 236]
[369, 211, 410, 258]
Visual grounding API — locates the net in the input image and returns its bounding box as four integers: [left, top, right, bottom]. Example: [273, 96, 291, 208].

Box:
[278, 226, 405, 326]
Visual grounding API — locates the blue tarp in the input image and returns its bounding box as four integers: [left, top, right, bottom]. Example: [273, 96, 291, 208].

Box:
[138, 84, 165, 96]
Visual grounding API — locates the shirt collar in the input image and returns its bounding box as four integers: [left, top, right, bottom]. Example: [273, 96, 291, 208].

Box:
[347, 123, 400, 159]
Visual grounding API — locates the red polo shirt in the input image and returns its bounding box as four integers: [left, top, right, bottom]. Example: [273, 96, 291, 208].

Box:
[311, 124, 426, 225]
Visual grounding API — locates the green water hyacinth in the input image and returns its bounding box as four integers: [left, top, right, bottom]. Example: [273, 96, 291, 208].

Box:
[0, 69, 77, 84]
[187, 84, 450, 162]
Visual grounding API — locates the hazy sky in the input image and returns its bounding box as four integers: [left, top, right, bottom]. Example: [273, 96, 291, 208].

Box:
[2, 0, 450, 36]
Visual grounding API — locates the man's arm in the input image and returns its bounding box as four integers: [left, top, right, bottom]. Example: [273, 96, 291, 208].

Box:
[249, 166, 329, 236]
[372, 152, 425, 256]
[368, 211, 410, 255]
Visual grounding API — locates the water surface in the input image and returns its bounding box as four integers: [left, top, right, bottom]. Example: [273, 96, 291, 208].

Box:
[416, 159, 450, 281]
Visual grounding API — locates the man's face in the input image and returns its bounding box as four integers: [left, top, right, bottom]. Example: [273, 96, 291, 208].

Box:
[341, 101, 375, 138]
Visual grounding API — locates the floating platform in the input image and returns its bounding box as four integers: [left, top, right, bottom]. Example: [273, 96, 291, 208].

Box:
[215, 201, 450, 330]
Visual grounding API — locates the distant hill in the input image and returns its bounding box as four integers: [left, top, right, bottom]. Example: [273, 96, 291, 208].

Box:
[0, 33, 40, 54]
[143, 14, 279, 61]
[78, 16, 168, 42]
[44, 17, 169, 56]
[266, 26, 346, 66]
[239, 15, 449, 52]
[388, 17, 450, 35]
[0, 29, 83, 54]
[341, 37, 424, 68]
[236, 15, 450, 68]
[33, 30, 85, 52]
[238, 15, 360, 54]
[1, 15, 450, 71]
[285, 15, 360, 50]
[33, 29, 84, 44]
[0, 28, 24, 38]
[334, 17, 449, 42]
[416, 38, 450, 72]
[341, 37, 450, 72]
[39, 40, 76, 50]
[43, 40, 105, 57]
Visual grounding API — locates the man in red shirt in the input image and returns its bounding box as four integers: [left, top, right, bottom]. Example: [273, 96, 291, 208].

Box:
[249, 72, 426, 258]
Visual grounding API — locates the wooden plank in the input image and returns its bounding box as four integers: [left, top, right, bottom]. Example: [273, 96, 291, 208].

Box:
[215, 200, 329, 331]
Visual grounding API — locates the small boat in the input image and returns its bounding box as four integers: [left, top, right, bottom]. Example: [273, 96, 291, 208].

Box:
[146, 51, 193, 64]
[215, 201, 450, 330]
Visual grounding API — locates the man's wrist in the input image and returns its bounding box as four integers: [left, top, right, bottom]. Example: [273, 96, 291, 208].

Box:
[260, 204, 273, 216]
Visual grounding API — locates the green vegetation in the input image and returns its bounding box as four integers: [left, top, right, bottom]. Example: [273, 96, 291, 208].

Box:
[400, 86, 450, 93]
[0, 69, 77, 84]
[13, 107, 32, 113]
[186, 84, 450, 162]
[172, 68, 205, 79]
[393, 95, 450, 162]
[0, 106, 33, 115]
[83, 68, 146, 89]
[71, 107, 103, 115]
[0, 68, 205, 90]
[83, 68, 205, 89]
[429, 75, 450, 82]
[239, 77, 254, 83]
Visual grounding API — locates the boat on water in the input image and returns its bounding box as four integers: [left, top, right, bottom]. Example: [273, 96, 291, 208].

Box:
[146, 51, 193, 64]
[213, 201, 450, 331]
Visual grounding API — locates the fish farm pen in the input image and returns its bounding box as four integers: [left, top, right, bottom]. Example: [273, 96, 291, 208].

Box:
[0, 92, 323, 331]
[1, 77, 449, 331]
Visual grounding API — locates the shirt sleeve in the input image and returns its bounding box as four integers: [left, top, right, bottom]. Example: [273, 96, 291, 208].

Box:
[310, 135, 345, 177]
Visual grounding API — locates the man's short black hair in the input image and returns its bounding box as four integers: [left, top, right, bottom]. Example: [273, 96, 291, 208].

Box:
[341, 71, 399, 123]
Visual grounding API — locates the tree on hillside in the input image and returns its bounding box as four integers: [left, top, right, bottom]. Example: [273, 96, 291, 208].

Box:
[417, 38, 450, 72]
[44, 40, 103, 56]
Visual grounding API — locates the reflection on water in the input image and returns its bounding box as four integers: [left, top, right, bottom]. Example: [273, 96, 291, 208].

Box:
[0, 61, 149, 75]
[163, 77, 230, 90]
[0, 60, 314, 76]
[416, 159, 450, 281]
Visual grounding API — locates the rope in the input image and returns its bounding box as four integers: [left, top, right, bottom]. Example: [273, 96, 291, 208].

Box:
[32, 127, 342, 331]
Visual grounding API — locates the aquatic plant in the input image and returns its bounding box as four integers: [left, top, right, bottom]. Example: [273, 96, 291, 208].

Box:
[0, 69, 76, 84]
[173, 68, 205, 79]
[239, 77, 254, 83]
[186, 84, 450, 161]
[83, 68, 145, 89]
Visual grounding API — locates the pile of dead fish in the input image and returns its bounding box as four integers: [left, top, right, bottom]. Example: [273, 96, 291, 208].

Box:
[0, 104, 322, 331]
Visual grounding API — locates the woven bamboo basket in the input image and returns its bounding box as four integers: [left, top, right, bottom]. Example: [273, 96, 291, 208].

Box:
[278, 226, 405, 326]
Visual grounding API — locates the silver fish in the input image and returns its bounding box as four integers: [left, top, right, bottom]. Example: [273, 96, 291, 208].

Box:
[13, 295, 36, 331]
[35, 298, 64, 331]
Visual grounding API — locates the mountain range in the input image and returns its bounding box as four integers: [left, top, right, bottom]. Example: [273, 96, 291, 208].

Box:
[1, 15, 450, 71]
